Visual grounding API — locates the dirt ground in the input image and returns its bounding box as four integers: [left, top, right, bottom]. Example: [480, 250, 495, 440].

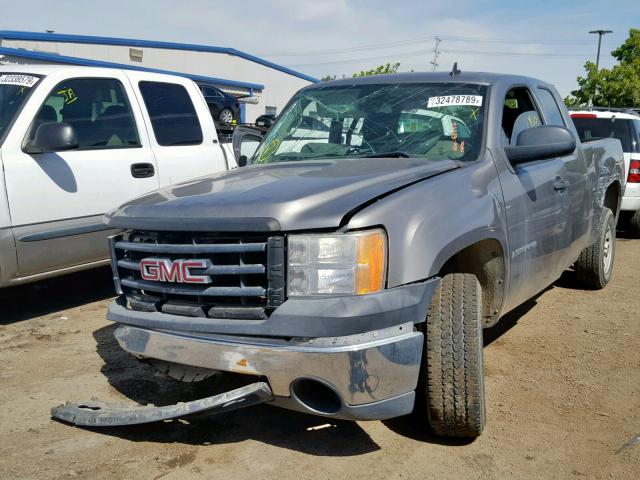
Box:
[0, 239, 638, 480]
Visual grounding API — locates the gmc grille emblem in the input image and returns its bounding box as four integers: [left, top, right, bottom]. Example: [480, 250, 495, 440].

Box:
[139, 258, 212, 284]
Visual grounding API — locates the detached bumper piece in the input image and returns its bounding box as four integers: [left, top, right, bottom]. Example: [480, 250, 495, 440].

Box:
[51, 382, 273, 427]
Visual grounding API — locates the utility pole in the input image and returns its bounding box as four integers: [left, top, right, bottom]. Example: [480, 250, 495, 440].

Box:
[589, 29, 612, 71]
[430, 36, 441, 71]
[588, 29, 612, 106]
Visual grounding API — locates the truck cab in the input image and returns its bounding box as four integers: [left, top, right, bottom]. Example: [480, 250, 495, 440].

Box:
[0, 65, 231, 287]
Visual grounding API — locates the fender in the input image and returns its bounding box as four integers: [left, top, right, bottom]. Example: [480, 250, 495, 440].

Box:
[347, 155, 511, 321]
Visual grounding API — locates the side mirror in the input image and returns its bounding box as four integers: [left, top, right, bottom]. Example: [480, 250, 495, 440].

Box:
[505, 126, 576, 165]
[232, 125, 264, 166]
[25, 122, 79, 154]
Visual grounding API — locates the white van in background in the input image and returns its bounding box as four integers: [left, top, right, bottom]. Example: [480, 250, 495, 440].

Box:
[0, 65, 235, 287]
[571, 109, 640, 236]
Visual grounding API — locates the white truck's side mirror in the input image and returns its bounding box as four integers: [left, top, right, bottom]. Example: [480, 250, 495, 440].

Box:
[24, 122, 79, 154]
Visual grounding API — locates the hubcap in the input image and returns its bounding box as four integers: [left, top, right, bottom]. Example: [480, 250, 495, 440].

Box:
[221, 110, 233, 124]
[603, 224, 613, 273]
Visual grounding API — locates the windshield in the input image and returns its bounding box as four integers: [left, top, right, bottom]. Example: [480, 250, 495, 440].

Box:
[0, 74, 41, 143]
[253, 82, 487, 164]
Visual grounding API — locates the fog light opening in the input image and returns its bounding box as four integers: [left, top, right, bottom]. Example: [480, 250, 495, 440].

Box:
[291, 378, 341, 414]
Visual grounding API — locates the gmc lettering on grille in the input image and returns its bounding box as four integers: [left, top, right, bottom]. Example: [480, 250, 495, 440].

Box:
[139, 258, 212, 284]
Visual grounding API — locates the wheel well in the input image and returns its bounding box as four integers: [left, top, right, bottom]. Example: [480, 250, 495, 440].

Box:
[439, 239, 505, 327]
[604, 181, 621, 218]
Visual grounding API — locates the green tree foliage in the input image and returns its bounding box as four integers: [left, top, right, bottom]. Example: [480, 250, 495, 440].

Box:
[565, 29, 640, 107]
[352, 62, 400, 77]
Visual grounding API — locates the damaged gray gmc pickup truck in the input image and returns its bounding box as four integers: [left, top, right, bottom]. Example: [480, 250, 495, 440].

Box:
[102, 72, 624, 437]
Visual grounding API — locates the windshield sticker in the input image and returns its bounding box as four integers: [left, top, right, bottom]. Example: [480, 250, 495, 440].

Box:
[259, 139, 280, 162]
[57, 87, 78, 105]
[427, 95, 483, 108]
[0, 74, 40, 88]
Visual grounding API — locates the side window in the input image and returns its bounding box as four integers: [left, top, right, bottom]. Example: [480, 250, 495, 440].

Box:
[139, 81, 203, 146]
[536, 88, 565, 127]
[501, 87, 541, 145]
[28, 78, 140, 149]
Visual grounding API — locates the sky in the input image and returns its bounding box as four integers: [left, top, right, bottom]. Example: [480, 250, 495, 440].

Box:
[0, 0, 637, 96]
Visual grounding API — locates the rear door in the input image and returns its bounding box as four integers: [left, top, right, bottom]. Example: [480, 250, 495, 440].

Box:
[2, 71, 159, 277]
[534, 87, 591, 259]
[129, 73, 226, 187]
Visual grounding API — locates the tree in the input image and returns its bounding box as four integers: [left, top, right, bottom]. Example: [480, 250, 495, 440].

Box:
[352, 62, 400, 78]
[565, 29, 640, 107]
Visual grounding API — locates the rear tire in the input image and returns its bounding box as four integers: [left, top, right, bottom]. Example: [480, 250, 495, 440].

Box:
[417, 273, 486, 437]
[219, 108, 234, 125]
[627, 210, 640, 238]
[575, 207, 615, 289]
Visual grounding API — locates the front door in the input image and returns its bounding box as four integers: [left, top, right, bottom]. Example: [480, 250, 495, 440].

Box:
[497, 86, 568, 310]
[3, 74, 159, 277]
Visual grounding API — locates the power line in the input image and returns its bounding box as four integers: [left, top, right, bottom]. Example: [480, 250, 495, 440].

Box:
[285, 48, 611, 68]
[259, 34, 600, 57]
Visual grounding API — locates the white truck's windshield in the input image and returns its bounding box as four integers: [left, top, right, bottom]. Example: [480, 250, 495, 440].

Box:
[0, 74, 41, 143]
[253, 82, 487, 164]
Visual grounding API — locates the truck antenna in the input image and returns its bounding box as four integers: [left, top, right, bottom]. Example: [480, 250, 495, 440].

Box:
[450, 62, 461, 76]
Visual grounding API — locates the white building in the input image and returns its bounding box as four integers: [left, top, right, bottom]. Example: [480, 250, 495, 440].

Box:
[0, 30, 317, 122]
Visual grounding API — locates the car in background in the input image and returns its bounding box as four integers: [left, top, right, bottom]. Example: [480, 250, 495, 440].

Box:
[0, 65, 234, 288]
[571, 109, 640, 236]
[255, 114, 276, 129]
[197, 82, 240, 125]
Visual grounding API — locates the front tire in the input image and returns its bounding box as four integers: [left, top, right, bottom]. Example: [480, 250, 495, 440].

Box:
[575, 207, 616, 289]
[417, 273, 486, 437]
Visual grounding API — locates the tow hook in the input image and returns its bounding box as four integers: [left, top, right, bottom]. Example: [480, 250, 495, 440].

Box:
[51, 382, 273, 427]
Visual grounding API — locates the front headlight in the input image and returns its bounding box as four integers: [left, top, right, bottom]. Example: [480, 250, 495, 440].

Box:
[287, 229, 387, 296]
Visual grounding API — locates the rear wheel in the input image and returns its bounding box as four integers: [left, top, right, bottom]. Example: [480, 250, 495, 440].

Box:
[627, 210, 640, 238]
[575, 207, 616, 289]
[417, 273, 486, 437]
[219, 108, 234, 125]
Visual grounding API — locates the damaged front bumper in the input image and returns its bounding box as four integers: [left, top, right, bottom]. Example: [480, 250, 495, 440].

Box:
[109, 279, 438, 421]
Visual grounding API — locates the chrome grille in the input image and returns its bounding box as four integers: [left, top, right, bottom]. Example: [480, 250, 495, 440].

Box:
[110, 231, 284, 319]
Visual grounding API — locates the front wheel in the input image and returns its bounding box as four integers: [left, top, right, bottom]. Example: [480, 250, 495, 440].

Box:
[416, 273, 486, 437]
[575, 207, 616, 289]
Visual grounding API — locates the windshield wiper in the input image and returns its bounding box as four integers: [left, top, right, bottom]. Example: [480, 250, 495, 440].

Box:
[360, 151, 412, 158]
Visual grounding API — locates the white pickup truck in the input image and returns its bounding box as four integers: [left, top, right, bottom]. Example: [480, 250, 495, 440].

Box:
[0, 65, 234, 287]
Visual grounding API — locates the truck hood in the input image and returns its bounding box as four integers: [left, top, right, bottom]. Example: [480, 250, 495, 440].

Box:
[104, 158, 459, 232]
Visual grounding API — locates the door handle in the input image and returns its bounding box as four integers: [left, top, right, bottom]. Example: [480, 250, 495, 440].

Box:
[554, 177, 569, 192]
[130, 163, 155, 178]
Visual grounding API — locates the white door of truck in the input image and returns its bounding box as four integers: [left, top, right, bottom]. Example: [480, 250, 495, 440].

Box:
[2, 72, 160, 277]
[127, 72, 227, 187]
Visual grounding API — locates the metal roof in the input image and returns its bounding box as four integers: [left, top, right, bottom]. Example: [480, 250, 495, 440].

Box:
[0, 30, 319, 84]
[0, 46, 264, 91]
